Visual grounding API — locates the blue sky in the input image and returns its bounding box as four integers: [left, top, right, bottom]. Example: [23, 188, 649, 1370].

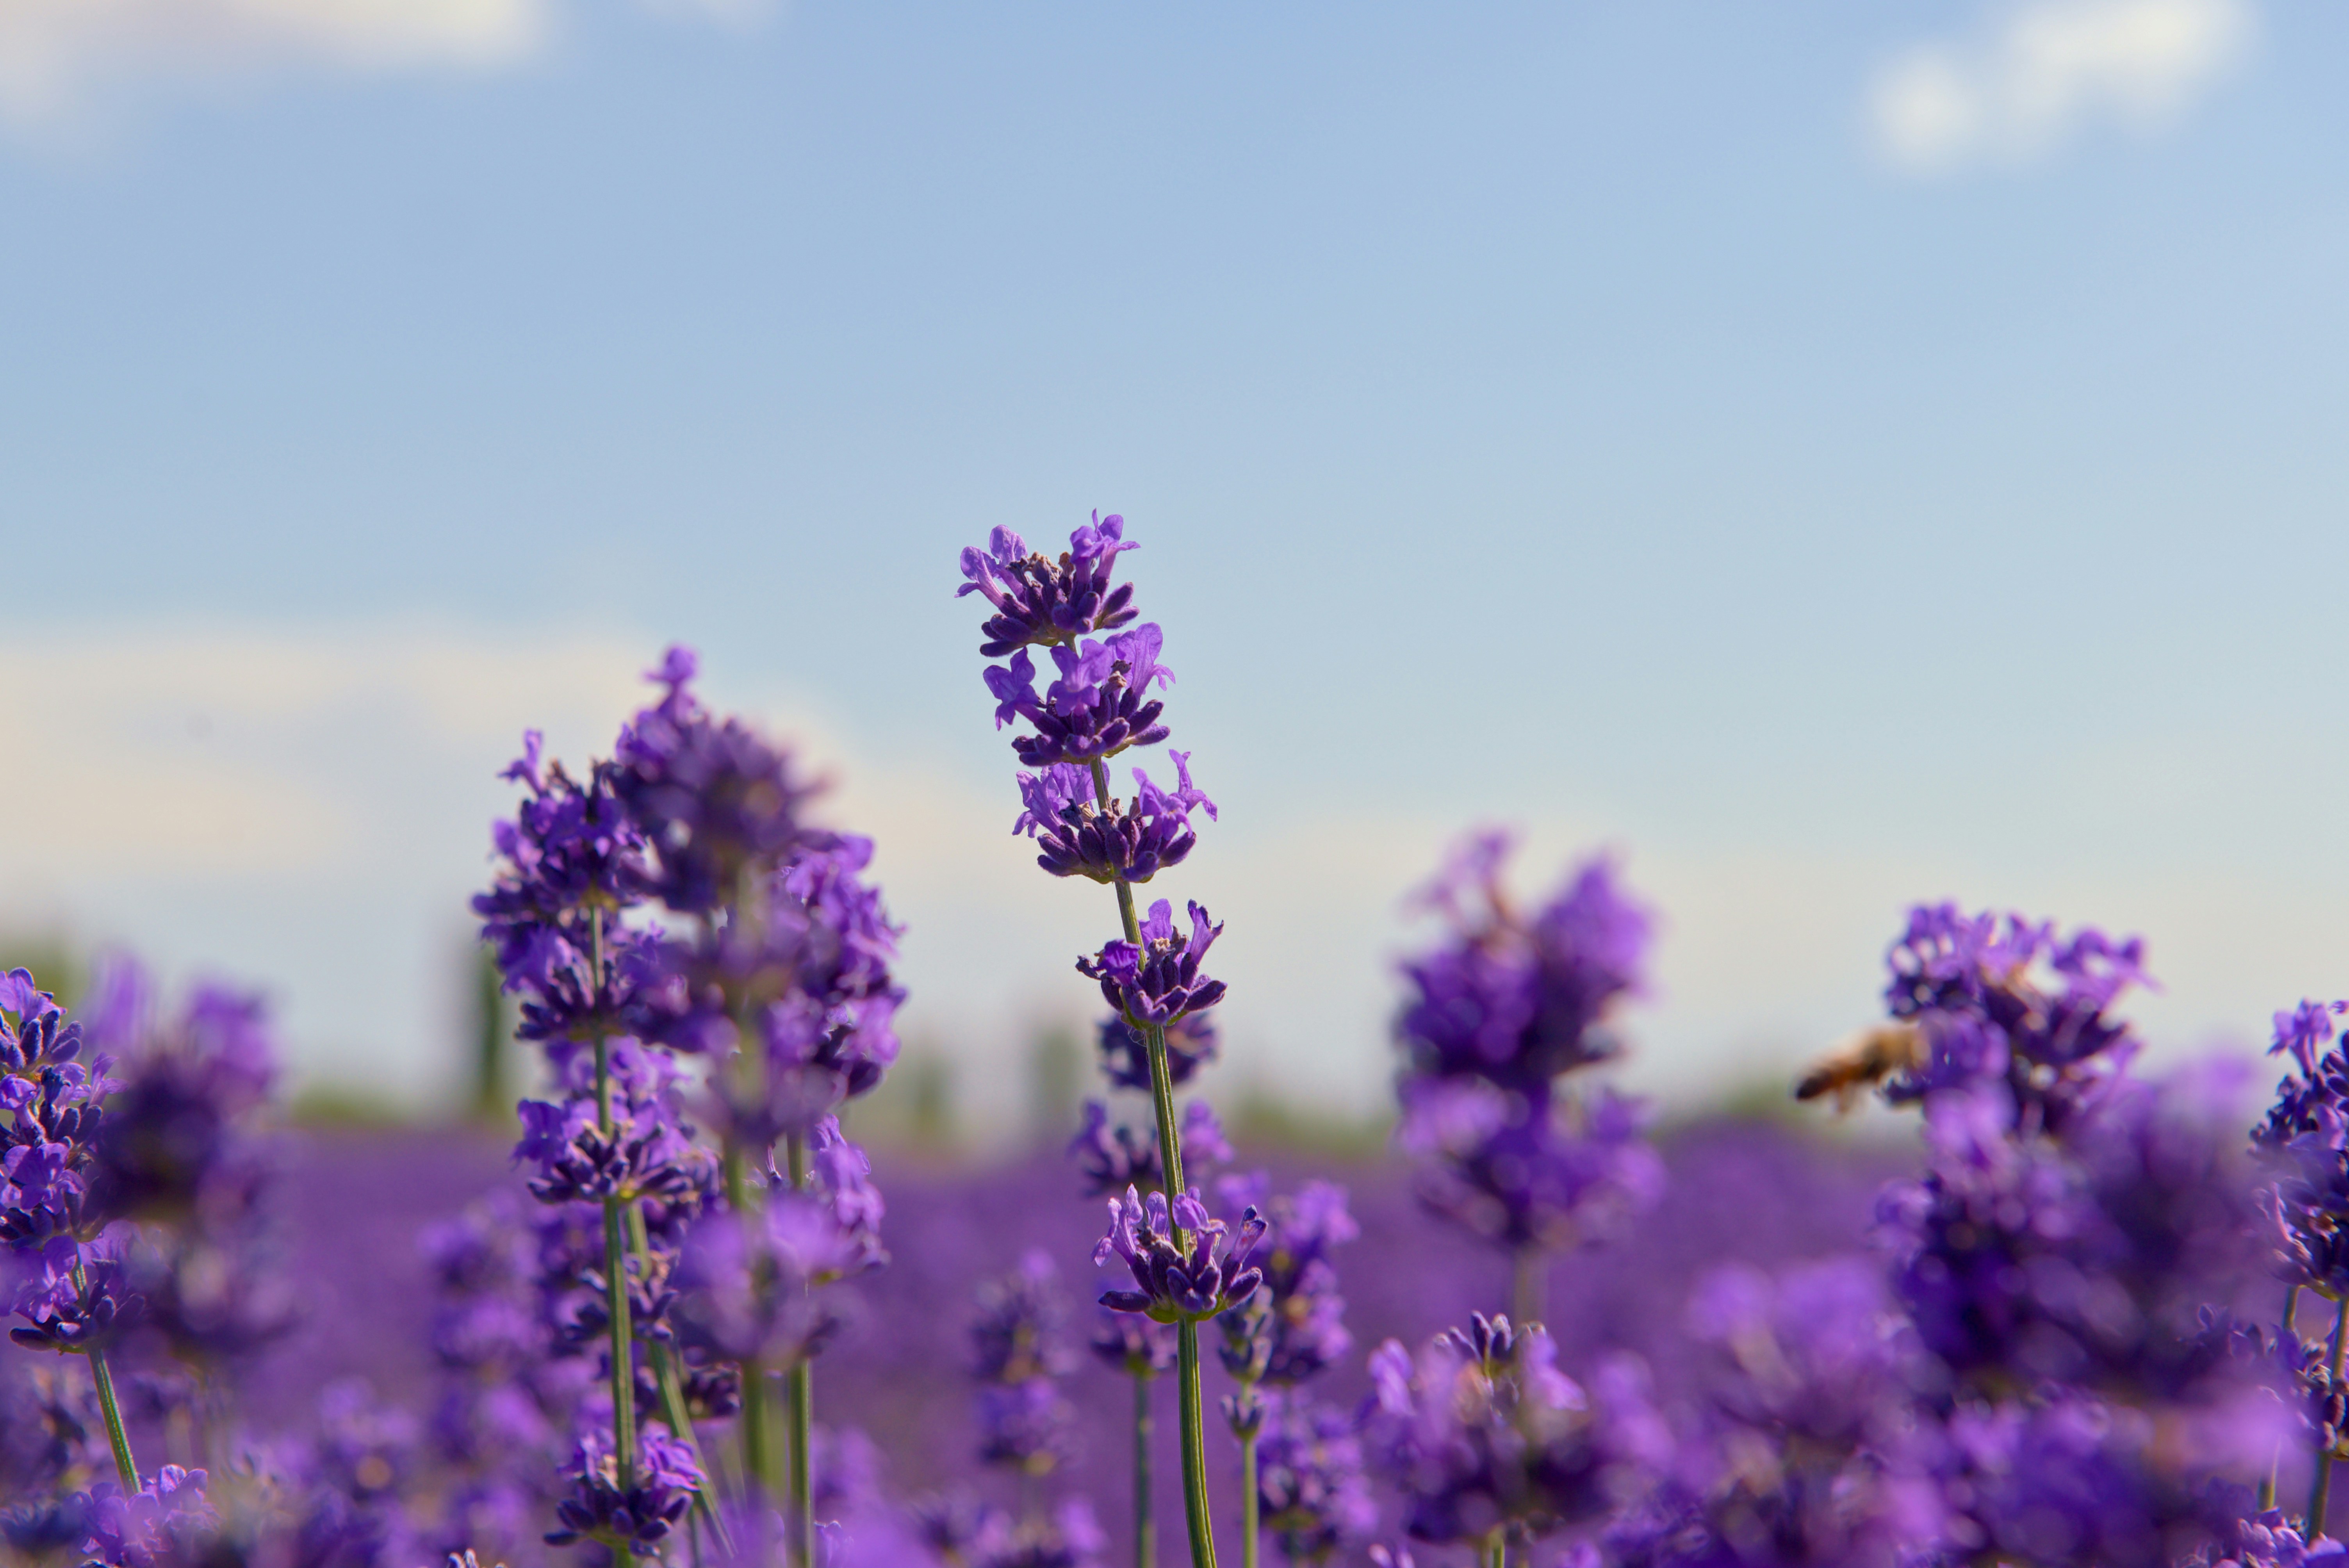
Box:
[4, 0, 2343, 1130]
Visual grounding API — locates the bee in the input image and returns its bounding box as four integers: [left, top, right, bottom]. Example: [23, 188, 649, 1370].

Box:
[1793, 1022, 1923, 1111]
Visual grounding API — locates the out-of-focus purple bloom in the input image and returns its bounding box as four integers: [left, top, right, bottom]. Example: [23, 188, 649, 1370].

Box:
[1397, 1078, 1663, 1254]
[1363, 1313, 1638, 1550]
[1095, 1185, 1265, 1323]
[1015, 752, 1215, 885]
[971, 1249, 1073, 1386]
[1068, 1100, 1228, 1198]
[1254, 1390, 1377, 1565]
[611, 647, 813, 917]
[669, 1185, 869, 1370]
[1878, 1067, 2260, 1397]
[957, 514, 1141, 658]
[1397, 835, 1651, 1094]
[82, 1465, 216, 1568]
[1076, 900, 1226, 1031]
[10, 1245, 142, 1355]
[545, 1429, 702, 1556]
[1089, 1305, 1177, 1377]
[639, 836, 905, 1139]
[1096, 1012, 1217, 1094]
[1215, 1175, 1358, 1389]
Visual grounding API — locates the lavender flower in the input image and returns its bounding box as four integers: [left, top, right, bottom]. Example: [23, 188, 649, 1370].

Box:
[1014, 752, 1215, 885]
[957, 514, 1141, 657]
[1076, 900, 1226, 1031]
[1397, 1076, 1663, 1255]
[1094, 1186, 1264, 1323]
[986, 627, 1176, 770]
[1253, 1391, 1377, 1565]
[1363, 1313, 1634, 1550]
[545, 1429, 703, 1556]
[1397, 834, 1650, 1093]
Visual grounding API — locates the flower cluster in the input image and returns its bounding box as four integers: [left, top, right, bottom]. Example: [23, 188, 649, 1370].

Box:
[1393, 834, 1664, 1262]
[1095, 1185, 1265, 1325]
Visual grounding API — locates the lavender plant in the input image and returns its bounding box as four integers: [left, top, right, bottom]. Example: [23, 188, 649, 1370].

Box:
[478, 647, 904, 1565]
[1391, 834, 1664, 1328]
[959, 513, 1248, 1568]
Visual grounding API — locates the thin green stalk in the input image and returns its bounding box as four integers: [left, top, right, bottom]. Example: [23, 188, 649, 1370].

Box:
[1510, 1247, 1546, 1330]
[595, 1035, 638, 1495]
[590, 915, 638, 1493]
[2310, 1296, 2349, 1535]
[1176, 1323, 1218, 1568]
[73, 1260, 137, 1490]
[1089, 758, 1215, 1568]
[786, 1131, 816, 1568]
[1240, 1429, 1259, 1568]
[628, 1209, 732, 1552]
[1133, 1370, 1157, 1568]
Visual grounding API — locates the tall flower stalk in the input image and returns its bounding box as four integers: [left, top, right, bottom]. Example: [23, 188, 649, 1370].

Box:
[1391, 834, 1662, 1323]
[481, 649, 902, 1564]
[958, 513, 1242, 1568]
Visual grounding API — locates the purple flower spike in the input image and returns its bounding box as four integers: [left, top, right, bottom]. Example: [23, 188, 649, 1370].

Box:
[545, 1430, 702, 1556]
[1015, 751, 1216, 884]
[1094, 1184, 1265, 1324]
[986, 625, 1176, 769]
[957, 512, 1142, 657]
[1077, 900, 1227, 1030]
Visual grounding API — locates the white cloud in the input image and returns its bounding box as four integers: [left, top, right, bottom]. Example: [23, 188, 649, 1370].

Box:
[1867, 0, 2255, 175]
[0, 0, 547, 123]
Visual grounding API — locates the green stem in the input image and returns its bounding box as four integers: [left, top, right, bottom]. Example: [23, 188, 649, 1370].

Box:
[786, 1131, 815, 1568]
[1134, 1370, 1157, 1568]
[629, 1209, 732, 1550]
[73, 1261, 137, 1490]
[1089, 759, 1215, 1568]
[2311, 1296, 2348, 1535]
[595, 1035, 638, 1495]
[1240, 1429, 1259, 1568]
[1176, 1322, 1218, 1568]
[1485, 1532, 1507, 1568]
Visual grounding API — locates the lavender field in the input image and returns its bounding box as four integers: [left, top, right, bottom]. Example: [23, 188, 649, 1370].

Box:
[4, 512, 2343, 1568]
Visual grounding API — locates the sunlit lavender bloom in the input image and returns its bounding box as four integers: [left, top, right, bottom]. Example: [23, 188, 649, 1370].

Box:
[1069, 1100, 1229, 1198]
[1096, 1012, 1217, 1093]
[1397, 1077, 1663, 1254]
[1077, 899, 1226, 1030]
[1095, 1185, 1264, 1322]
[957, 514, 1141, 657]
[1014, 752, 1215, 885]
[986, 626, 1175, 770]
[1363, 1313, 1638, 1550]
[1253, 1390, 1378, 1566]
[545, 1429, 702, 1556]
[1397, 834, 1651, 1093]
